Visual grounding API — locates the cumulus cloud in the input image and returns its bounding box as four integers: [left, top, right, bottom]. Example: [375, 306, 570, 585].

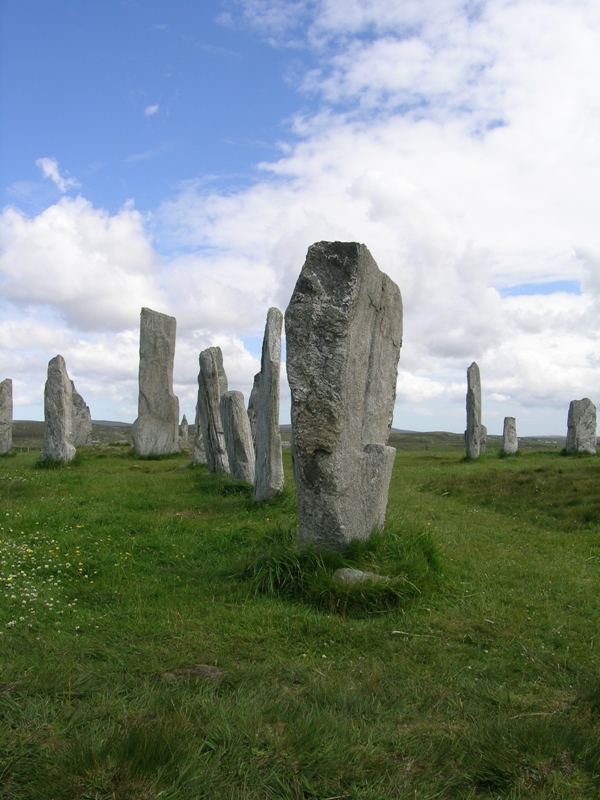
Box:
[0, 197, 165, 332]
[144, 104, 159, 116]
[35, 157, 80, 193]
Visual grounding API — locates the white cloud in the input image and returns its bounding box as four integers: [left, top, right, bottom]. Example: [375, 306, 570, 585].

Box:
[4, 0, 600, 433]
[144, 104, 159, 116]
[35, 157, 80, 193]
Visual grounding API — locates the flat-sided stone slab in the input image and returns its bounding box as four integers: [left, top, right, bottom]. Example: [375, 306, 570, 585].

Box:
[247, 372, 260, 446]
[0, 378, 12, 454]
[254, 308, 284, 501]
[220, 390, 255, 483]
[40, 355, 76, 463]
[71, 383, 93, 446]
[466, 362, 482, 458]
[198, 347, 229, 474]
[179, 414, 189, 442]
[333, 567, 389, 584]
[285, 241, 402, 549]
[566, 398, 597, 454]
[503, 417, 518, 454]
[132, 308, 180, 456]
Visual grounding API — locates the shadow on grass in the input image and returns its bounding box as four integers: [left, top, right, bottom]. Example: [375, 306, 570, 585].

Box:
[35, 453, 83, 469]
[229, 521, 442, 616]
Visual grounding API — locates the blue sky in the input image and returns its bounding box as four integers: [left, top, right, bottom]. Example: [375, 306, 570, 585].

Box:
[1, 1, 303, 214]
[1, 0, 600, 435]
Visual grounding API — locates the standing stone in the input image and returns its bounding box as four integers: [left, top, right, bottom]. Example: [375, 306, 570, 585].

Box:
[40, 355, 76, 463]
[0, 379, 13, 454]
[220, 390, 255, 483]
[198, 347, 229, 474]
[179, 414, 189, 442]
[132, 308, 180, 456]
[285, 241, 402, 549]
[71, 382, 93, 446]
[480, 424, 487, 454]
[247, 372, 261, 446]
[503, 417, 518, 454]
[192, 393, 207, 465]
[254, 308, 284, 501]
[466, 362, 482, 459]
[566, 398, 597, 454]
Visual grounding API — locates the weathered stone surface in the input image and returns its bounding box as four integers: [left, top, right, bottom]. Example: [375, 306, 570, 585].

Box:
[480, 424, 487, 454]
[247, 372, 260, 446]
[71, 383, 93, 446]
[254, 308, 284, 501]
[40, 355, 76, 463]
[466, 362, 482, 459]
[566, 398, 597, 454]
[285, 241, 402, 549]
[220, 390, 255, 483]
[333, 567, 388, 584]
[198, 347, 229, 474]
[0, 378, 12, 454]
[503, 417, 518, 454]
[179, 414, 189, 442]
[132, 308, 180, 456]
[192, 395, 207, 465]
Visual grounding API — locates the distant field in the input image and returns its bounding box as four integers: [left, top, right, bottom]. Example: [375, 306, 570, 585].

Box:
[12, 421, 567, 453]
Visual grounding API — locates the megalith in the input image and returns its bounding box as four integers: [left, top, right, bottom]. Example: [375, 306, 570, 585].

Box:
[566, 398, 597, 455]
[132, 308, 180, 456]
[198, 347, 229, 474]
[285, 241, 402, 549]
[503, 417, 518, 454]
[40, 355, 76, 463]
[247, 372, 260, 446]
[71, 382, 93, 446]
[192, 396, 207, 465]
[220, 390, 255, 483]
[254, 308, 284, 501]
[0, 378, 13, 454]
[466, 362, 482, 458]
[179, 414, 189, 442]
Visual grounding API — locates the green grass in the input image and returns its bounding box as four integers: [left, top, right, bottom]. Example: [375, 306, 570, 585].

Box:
[1, 443, 600, 798]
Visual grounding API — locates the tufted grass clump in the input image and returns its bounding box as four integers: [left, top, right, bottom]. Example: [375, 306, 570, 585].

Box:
[232, 521, 442, 615]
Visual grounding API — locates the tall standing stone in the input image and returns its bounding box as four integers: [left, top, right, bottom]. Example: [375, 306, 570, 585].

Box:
[285, 241, 402, 549]
[132, 308, 180, 456]
[71, 382, 93, 446]
[247, 372, 261, 446]
[466, 362, 482, 459]
[179, 414, 189, 442]
[0, 378, 12, 454]
[192, 393, 207, 465]
[220, 390, 255, 483]
[40, 355, 76, 463]
[566, 398, 597, 454]
[503, 417, 518, 454]
[198, 347, 229, 474]
[254, 308, 284, 501]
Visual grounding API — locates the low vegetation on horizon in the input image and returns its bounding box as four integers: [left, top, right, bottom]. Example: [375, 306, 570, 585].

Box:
[1, 434, 599, 798]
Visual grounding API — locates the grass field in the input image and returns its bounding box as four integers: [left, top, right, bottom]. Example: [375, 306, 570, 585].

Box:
[1, 432, 599, 798]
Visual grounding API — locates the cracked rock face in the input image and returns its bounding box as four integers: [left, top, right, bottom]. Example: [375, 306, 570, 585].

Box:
[40, 355, 76, 463]
[254, 308, 284, 501]
[503, 417, 518, 455]
[197, 346, 229, 474]
[221, 390, 255, 484]
[71, 382, 93, 446]
[566, 398, 597, 455]
[0, 378, 12, 454]
[285, 241, 402, 549]
[132, 308, 180, 457]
